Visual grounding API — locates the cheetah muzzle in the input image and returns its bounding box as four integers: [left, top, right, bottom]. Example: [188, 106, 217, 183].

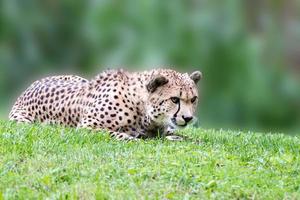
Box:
[9, 69, 202, 141]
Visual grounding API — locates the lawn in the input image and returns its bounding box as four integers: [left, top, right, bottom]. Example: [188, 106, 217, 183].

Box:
[0, 120, 299, 199]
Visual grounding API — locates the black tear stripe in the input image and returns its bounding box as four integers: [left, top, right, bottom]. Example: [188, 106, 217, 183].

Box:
[173, 100, 181, 118]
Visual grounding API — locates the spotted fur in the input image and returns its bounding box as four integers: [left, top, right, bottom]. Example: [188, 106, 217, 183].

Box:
[9, 69, 202, 140]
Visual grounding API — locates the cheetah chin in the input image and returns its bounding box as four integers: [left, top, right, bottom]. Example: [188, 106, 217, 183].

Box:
[9, 68, 202, 141]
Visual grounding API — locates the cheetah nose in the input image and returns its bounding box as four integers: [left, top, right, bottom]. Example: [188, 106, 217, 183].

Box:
[182, 116, 193, 123]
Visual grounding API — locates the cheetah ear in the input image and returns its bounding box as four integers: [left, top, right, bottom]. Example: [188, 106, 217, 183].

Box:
[190, 71, 202, 84]
[146, 75, 169, 93]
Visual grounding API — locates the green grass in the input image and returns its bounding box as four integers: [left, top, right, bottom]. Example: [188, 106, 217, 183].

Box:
[0, 120, 300, 199]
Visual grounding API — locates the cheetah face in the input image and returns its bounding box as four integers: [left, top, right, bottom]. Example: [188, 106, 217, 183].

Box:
[146, 71, 202, 131]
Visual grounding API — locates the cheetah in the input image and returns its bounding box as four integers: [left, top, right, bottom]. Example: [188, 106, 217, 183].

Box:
[9, 69, 202, 140]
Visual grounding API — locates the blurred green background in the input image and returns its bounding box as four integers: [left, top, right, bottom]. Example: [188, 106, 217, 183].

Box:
[0, 0, 299, 134]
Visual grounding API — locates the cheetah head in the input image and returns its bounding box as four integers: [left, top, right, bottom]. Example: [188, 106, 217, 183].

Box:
[146, 70, 202, 132]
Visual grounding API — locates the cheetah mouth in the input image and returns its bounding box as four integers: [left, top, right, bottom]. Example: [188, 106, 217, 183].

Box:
[177, 124, 188, 128]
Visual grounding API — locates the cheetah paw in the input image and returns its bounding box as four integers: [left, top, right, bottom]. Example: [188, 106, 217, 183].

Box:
[165, 135, 184, 141]
[116, 133, 139, 141]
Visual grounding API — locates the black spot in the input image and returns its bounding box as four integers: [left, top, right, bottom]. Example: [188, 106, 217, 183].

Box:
[159, 100, 165, 106]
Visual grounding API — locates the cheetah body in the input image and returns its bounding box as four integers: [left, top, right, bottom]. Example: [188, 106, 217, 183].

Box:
[9, 69, 202, 140]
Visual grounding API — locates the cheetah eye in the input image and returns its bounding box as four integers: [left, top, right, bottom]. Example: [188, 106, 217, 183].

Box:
[170, 97, 180, 104]
[191, 96, 197, 103]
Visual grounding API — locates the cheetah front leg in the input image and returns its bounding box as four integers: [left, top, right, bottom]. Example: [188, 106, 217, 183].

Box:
[77, 118, 139, 141]
[108, 131, 139, 141]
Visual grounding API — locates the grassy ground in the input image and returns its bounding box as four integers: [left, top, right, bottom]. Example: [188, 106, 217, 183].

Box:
[0, 121, 300, 199]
